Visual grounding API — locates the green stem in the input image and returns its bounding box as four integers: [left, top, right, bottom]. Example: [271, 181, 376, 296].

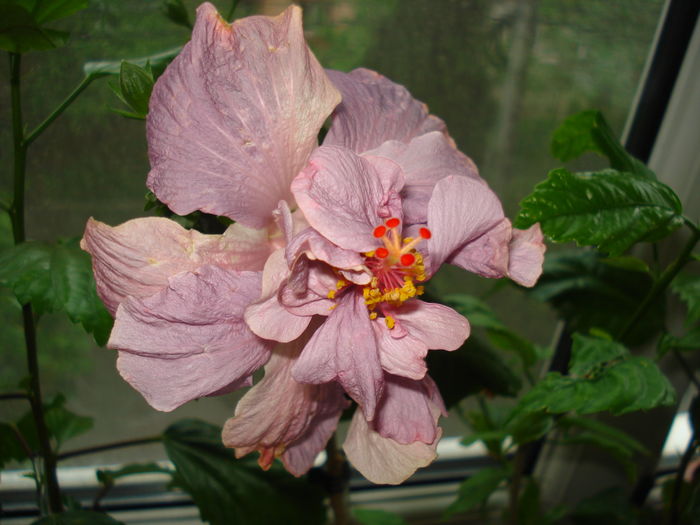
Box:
[24, 74, 95, 147]
[9, 51, 63, 515]
[324, 433, 351, 525]
[57, 436, 162, 461]
[226, 0, 240, 21]
[618, 227, 700, 342]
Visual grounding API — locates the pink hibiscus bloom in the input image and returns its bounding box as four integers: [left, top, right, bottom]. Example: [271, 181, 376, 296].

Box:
[82, 2, 544, 484]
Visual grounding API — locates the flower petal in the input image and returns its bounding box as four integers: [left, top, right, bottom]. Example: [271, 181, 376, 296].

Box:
[110, 265, 271, 411]
[286, 227, 365, 271]
[447, 218, 511, 279]
[292, 146, 404, 253]
[292, 291, 384, 419]
[324, 68, 448, 153]
[81, 217, 257, 315]
[427, 175, 505, 273]
[344, 406, 441, 485]
[222, 338, 347, 476]
[395, 300, 469, 351]
[508, 224, 546, 287]
[372, 323, 428, 380]
[366, 131, 481, 225]
[147, 4, 340, 228]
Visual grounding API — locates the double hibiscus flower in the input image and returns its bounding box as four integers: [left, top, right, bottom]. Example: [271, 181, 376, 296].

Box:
[82, 3, 544, 484]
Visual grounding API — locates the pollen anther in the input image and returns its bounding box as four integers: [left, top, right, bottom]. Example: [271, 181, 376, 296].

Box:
[373, 225, 387, 238]
[376, 247, 389, 259]
[386, 217, 400, 228]
[400, 253, 415, 266]
[419, 227, 432, 239]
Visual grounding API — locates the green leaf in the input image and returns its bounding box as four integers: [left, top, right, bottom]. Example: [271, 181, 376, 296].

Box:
[506, 411, 554, 445]
[0, 2, 69, 53]
[0, 421, 29, 467]
[162, 419, 326, 525]
[657, 328, 700, 357]
[551, 110, 654, 179]
[16, 394, 93, 451]
[517, 478, 543, 525]
[570, 487, 639, 525]
[352, 508, 408, 525]
[460, 429, 508, 447]
[97, 462, 172, 486]
[427, 334, 522, 407]
[162, 0, 192, 28]
[557, 415, 648, 456]
[84, 46, 182, 79]
[31, 510, 124, 524]
[516, 168, 683, 256]
[514, 335, 675, 417]
[599, 255, 649, 273]
[530, 250, 663, 345]
[118, 61, 154, 117]
[30, 0, 88, 24]
[671, 273, 700, 325]
[445, 465, 510, 517]
[0, 240, 113, 345]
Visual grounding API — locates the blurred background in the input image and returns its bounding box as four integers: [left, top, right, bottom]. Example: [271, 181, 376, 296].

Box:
[0, 0, 664, 465]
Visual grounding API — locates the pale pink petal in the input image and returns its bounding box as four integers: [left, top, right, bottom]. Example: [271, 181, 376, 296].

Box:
[286, 227, 365, 271]
[291, 146, 404, 253]
[508, 224, 546, 287]
[344, 407, 441, 485]
[245, 249, 311, 342]
[147, 4, 340, 228]
[292, 291, 384, 419]
[222, 339, 346, 475]
[366, 132, 481, 224]
[373, 375, 441, 444]
[324, 68, 448, 153]
[279, 261, 337, 316]
[427, 175, 505, 273]
[448, 218, 511, 279]
[110, 266, 272, 411]
[81, 217, 252, 315]
[210, 221, 275, 271]
[393, 300, 470, 352]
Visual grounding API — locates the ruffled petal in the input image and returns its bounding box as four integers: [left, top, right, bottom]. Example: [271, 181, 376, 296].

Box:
[291, 146, 404, 253]
[395, 300, 469, 351]
[373, 323, 428, 380]
[286, 227, 365, 271]
[110, 266, 272, 411]
[366, 131, 481, 224]
[427, 175, 505, 273]
[324, 68, 448, 153]
[447, 218, 511, 279]
[222, 339, 347, 476]
[292, 291, 384, 419]
[344, 406, 441, 485]
[81, 217, 259, 315]
[508, 224, 546, 288]
[147, 3, 341, 228]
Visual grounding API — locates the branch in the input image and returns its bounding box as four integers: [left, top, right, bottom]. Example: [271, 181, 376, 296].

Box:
[57, 436, 162, 461]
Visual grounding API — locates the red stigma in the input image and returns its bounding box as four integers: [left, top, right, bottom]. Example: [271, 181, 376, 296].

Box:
[400, 253, 415, 266]
[376, 247, 389, 259]
[386, 217, 400, 228]
[419, 227, 432, 239]
[373, 225, 387, 238]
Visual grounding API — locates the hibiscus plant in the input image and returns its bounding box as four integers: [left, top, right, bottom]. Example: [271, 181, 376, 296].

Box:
[2, 1, 699, 525]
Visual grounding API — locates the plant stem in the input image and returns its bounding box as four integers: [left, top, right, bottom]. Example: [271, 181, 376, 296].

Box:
[226, 0, 240, 21]
[668, 433, 697, 525]
[619, 227, 700, 341]
[57, 436, 162, 461]
[0, 392, 31, 401]
[508, 447, 526, 525]
[325, 433, 351, 525]
[9, 51, 63, 515]
[24, 74, 95, 147]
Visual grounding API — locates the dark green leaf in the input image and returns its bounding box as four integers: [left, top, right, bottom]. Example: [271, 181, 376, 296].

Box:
[162, 419, 326, 525]
[31, 0, 88, 24]
[671, 273, 700, 325]
[551, 110, 654, 179]
[506, 411, 553, 445]
[97, 462, 172, 486]
[445, 465, 510, 517]
[516, 168, 683, 256]
[0, 2, 68, 53]
[0, 240, 113, 344]
[557, 415, 648, 456]
[568, 334, 627, 377]
[353, 508, 408, 525]
[162, 0, 192, 28]
[461, 430, 508, 447]
[599, 255, 649, 273]
[16, 394, 92, 452]
[530, 250, 663, 345]
[84, 46, 181, 79]
[31, 510, 124, 524]
[657, 328, 700, 357]
[118, 61, 154, 117]
[517, 478, 543, 525]
[427, 335, 522, 407]
[570, 487, 639, 525]
[0, 421, 29, 467]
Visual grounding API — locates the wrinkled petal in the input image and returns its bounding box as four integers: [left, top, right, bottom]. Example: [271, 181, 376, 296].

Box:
[147, 3, 341, 228]
[279, 261, 337, 316]
[81, 217, 262, 315]
[373, 375, 443, 444]
[393, 300, 469, 351]
[292, 291, 384, 419]
[366, 131, 481, 224]
[427, 175, 504, 274]
[344, 406, 441, 485]
[372, 323, 428, 380]
[286, 227, 365, 271]
[222, 338, 347, 476]
[448, 218, 511, 279]
[324, 68, 448, 153]
[508, 224, 546, 287]
[292, 146, 404, 253]
[245, 249, 310, 342]
[110, 266, 272, 411]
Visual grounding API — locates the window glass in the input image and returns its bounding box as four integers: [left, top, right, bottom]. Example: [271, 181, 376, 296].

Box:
[0, 0, 665, 465]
